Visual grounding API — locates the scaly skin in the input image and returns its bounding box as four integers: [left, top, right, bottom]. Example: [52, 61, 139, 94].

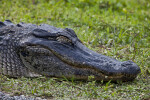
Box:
[0, 20, 141, 81]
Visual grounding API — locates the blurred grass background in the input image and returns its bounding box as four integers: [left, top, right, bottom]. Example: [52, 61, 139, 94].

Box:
[0, 0, 150, 99]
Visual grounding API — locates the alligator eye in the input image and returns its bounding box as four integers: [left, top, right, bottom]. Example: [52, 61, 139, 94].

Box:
[56, 36, 72, 44]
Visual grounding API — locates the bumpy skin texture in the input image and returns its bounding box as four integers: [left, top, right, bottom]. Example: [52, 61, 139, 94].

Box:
[0, 20, 141, 81]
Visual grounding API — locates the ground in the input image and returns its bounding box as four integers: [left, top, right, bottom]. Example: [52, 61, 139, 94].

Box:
[0, 0, 150, 99]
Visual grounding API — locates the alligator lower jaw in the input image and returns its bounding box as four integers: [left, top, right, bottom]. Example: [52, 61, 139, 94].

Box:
[59, 70, 136, 82]
[42, 73, 136, 82]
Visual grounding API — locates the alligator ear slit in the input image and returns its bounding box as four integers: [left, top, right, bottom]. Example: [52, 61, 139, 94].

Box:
[16, 24, 23, 27]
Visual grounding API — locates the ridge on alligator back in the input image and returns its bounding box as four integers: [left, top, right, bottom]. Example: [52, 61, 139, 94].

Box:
[0, 20, 141, 81]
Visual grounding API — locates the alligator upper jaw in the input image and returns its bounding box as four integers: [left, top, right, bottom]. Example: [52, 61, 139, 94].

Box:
[22, 36, 141, 81]
[52, 41, 141, 76]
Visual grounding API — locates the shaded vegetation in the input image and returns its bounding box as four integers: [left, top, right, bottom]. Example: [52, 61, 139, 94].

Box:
[0, 0, 150, 99]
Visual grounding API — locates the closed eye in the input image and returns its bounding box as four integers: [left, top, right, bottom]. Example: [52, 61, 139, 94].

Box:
[56, 36, 72, 44]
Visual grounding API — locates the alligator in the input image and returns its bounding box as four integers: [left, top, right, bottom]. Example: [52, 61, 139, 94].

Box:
[0, 20, 141, 81]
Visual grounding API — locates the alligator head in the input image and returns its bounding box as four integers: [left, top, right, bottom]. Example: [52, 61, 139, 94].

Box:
[0, 20, 141, 81]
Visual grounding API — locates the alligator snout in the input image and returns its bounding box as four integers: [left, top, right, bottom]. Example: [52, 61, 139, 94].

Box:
[121, 60, 141, 75]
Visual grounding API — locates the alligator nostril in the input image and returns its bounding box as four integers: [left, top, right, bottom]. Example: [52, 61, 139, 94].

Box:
[121, 60, 141, 75]
[121, 60, 133, 67]
[121, 63, 132, 67]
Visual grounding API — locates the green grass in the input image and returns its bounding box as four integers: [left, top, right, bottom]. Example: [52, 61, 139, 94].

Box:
[0, 0, 150, 99]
